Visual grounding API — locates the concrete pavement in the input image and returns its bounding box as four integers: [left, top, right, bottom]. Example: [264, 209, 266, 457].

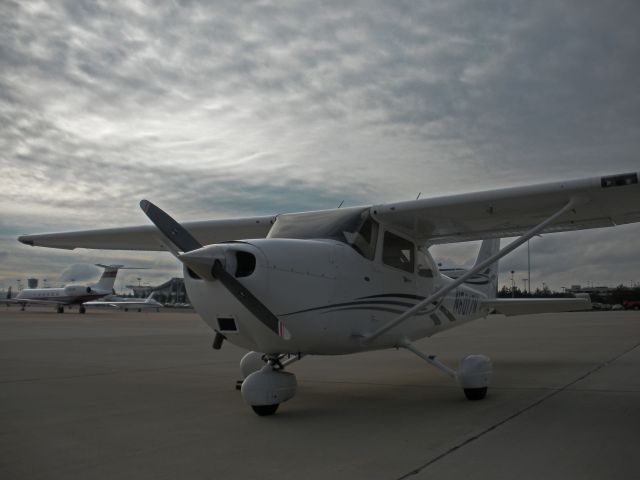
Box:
[1, 307, 639, 479]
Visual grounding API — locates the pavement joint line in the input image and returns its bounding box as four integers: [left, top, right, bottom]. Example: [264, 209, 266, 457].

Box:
[395, 340, 640, 480]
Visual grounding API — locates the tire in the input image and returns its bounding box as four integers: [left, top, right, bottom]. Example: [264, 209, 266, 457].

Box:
[251, 404, 279, 416]
[464, 387, 487, 401]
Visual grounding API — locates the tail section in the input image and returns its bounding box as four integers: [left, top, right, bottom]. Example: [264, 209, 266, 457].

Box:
[470, 239, 500, 298]
[92, 264, 123, 292]
[6, 286, 11, 299]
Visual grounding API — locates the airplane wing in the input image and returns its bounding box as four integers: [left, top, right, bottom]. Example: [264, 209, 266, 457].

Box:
[83, 302, 119, 308]
[19, 216, 276, 251]
[17, 172, 639, 249]
[372, 172, 640, 243]
[481, 297, 591, 316]
[84, 300, 161, 309]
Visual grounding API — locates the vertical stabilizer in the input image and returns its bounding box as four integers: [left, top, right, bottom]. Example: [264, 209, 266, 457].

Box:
[92, 265, 123, 292]
[6, 286, 11, 299]
[471, 239, 500, 298]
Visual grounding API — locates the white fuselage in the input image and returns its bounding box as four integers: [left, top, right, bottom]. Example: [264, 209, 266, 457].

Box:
[16, 285, 109, 305]
[185, 238, 490, 356]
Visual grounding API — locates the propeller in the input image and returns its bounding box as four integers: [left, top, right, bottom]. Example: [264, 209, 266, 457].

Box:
[139, 200, 284, 338]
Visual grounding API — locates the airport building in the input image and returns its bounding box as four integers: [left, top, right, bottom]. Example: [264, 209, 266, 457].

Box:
[126, 277, 189, 305]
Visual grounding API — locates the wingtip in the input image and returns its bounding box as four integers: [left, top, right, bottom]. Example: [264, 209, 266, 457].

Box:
[18, 236, 34, 246]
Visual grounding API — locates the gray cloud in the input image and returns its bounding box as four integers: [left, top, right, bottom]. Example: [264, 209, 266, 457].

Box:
[1, 0, 639, 291]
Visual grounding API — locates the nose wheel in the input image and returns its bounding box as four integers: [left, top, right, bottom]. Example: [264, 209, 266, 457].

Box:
[238, 354, 302, 416]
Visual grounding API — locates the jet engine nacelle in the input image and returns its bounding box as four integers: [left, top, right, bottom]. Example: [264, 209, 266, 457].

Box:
[456, 354, 492, 389]
[241, 366, 297, 407]
[64, 285, 92, 295]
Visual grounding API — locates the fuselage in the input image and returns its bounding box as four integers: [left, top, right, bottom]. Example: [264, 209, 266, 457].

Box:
[16, 285, 110, 305]
[185, 237, 491, 356]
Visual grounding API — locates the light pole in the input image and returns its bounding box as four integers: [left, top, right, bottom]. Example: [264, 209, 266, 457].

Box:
[510, 270, 515, 298]
[527, 240, 531, 293]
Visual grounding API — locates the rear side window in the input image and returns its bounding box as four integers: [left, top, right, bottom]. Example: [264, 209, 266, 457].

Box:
[382, 231, 414, 273]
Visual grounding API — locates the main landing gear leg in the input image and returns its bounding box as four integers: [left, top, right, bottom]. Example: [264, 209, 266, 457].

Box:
[56, 305, 64, 314]
[79, 305, 86, 314]
[400, 341, 492, 401]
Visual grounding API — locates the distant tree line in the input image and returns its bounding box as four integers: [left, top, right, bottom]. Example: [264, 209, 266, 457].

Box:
[498, 285, 640, 304]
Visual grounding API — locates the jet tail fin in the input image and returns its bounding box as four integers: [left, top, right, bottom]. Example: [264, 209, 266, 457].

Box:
[92, 264, 123, 292]
[6, 286, 11, 299]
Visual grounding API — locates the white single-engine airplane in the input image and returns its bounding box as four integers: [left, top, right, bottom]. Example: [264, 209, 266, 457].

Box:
[18, 172, 640, 415]
[9, 264, 125, 314]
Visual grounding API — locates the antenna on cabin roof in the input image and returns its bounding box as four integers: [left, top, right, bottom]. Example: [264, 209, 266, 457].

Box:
[416, 192, 421, 200]
[337, 200, 344, 208]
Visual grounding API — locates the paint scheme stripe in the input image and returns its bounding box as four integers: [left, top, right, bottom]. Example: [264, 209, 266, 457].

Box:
[282, 299, 420, 317]
[325, 306, 435, 317]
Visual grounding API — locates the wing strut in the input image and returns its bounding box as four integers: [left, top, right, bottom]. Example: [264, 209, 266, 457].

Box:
[361, 197, 582, 344]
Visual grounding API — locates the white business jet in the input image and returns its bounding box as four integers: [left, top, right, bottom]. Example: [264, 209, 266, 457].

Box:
[11, 264, 125, 314]
[18, 172, 640, 415]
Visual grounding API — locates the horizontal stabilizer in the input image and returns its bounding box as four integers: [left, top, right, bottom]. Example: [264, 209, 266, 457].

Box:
[482, 297, 591, 316]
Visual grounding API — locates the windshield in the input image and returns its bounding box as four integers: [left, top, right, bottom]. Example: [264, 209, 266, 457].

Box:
[268, 207, 379, 259]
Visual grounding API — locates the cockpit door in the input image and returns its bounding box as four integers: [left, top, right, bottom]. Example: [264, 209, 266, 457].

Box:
[379, 230, 417, 293]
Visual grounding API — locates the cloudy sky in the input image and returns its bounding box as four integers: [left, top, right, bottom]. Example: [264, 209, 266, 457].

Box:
[1, 0, 639, 293]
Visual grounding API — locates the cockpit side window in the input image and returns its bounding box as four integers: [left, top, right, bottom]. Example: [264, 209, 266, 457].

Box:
[382, 231, 415, 273]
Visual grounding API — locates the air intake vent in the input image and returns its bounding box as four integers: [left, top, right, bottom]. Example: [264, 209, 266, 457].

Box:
[235, 251, 256, 278]
[217, 317, 238, 332]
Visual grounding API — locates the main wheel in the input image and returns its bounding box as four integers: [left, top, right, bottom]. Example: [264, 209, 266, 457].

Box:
[464, 387, 487, 401]
[57, 306, 64, 314]
[79, 306, 86, 314]
[251, 404, 279, 416]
